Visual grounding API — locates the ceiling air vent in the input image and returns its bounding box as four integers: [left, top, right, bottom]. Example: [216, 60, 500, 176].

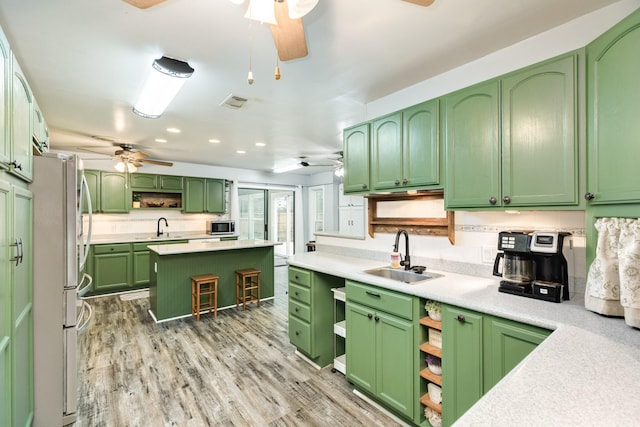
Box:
[220, 94, 248, 109]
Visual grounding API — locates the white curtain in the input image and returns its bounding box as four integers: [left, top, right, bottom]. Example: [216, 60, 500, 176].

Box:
[585, 217, 640, 327]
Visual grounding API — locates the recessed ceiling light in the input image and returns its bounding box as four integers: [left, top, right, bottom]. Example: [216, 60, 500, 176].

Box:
[166, 127, 181, 133]
[236, 150, 246, 154]
[155, 138, 167, 143]
[209, 139, 221, 144]
[255, 142, 266, 147]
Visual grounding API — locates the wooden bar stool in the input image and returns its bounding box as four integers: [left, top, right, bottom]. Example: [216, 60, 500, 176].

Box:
[191, 274, 218, 320]
[235, 268, 261, 310]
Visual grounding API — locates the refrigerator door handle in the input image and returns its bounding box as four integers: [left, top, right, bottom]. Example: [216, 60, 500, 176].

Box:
[77, 301, 93, 334]
[79, 174, 93, 271]
[77, 273, 93, 298]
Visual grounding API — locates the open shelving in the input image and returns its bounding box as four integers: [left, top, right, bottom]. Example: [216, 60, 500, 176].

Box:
[419, 307, 443, 425]
[332, 287, 346, 375]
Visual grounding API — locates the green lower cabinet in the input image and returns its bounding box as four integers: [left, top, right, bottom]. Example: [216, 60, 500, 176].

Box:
[93, 247, 132, 293]
[345, 280, 419, 421]
[133, 250, 150, 286]
[287, 267, 342, 368]
[442, 304, 551, 426]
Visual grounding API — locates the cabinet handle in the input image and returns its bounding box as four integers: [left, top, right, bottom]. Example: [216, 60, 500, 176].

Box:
[584, 192, 595, 201]
[374, 315, 380, 322]
[365, 291, 381, 298]
[9, 239, 21, 266]
[294, 308, 299, 312]
[402, 178, 408, 185]
[361, 184, 368, 190]
[367, 313, 373, 319]
[18, 238, 24, 265]
[295, 331, 300, 336]
[457, 314, 466, 323]
[395, 180, 400, 185]
[295, 291, 299, 296]
[489, 196, 497, 205]
[295, 275, 299, 280]
[10, 160, 22, 171]
[502, 196, 511, 204]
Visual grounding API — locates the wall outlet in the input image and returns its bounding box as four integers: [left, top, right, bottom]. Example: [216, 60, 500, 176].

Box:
[482, 245, 495, 264]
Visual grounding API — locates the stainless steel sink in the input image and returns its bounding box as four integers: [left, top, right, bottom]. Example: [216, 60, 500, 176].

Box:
[135, 235, 182, 240]
[363, 267, 443, 284]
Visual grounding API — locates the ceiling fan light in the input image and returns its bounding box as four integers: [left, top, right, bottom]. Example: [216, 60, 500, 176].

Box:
[133, 56, 194, 119]
[287, 0, 319, 19]
[334, 166, 344, 177]
[244, 0, 277, 25]
[115, 160, 138, 173]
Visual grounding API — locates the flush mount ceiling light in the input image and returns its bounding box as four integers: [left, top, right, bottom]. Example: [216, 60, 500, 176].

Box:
[133, 56, 194, 119]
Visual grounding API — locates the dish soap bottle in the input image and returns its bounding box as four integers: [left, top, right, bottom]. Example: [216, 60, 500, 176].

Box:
[390, 251, 401, 269]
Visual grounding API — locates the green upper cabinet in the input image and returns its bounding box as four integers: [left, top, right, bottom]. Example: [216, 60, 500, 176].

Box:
[444, 80, 501, 209]
[32, 99, 48, 154]
[343, 123, 370, 194]
[371, 100, 440, 191]
[82, 169, 100, 213]
[184, 177, 226, 213]
[0, 27, 10, 166]
[501, 54, 578, 207]
[99, 172, 129, 213]
[130, 173, 183, 192]
[586, 8, 640, 205]
[10, 56, 33, 182]
[445, 53, 578, 210]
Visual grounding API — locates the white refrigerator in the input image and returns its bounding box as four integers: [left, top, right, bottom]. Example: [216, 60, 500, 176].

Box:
[31, 153, 93, 426]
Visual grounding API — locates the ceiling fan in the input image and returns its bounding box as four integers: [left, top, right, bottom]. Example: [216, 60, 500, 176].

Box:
[80, 142, 173, 171]
[297, 151, 343, 168]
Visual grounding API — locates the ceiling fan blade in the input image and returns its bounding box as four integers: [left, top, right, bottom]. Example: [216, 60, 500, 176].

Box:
[131, 151, 149, 160]
[122, 0, 166, 9]
[401, 0, 436, 6]
[132, 161, 144, 167]
[142, 159, 173, 167]
[270, 0, 308, 61]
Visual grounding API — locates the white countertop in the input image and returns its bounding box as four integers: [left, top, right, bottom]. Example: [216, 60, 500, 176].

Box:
[287, 252, 640, 425]
[90, 232, 222, 244]
[148, 239, 281, 255]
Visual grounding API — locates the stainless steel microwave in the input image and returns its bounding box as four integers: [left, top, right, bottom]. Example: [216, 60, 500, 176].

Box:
[207, 220, 235, 235]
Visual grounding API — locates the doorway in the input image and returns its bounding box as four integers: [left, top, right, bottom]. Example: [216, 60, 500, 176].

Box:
[238, 188, 295, 266]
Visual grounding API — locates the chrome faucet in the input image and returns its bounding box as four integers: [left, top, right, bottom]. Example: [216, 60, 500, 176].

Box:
[393, 229, 411, 271]
[157, 217, 168, 237]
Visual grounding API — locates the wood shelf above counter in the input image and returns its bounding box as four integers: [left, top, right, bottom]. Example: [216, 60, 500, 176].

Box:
[365, 190, 455, 244]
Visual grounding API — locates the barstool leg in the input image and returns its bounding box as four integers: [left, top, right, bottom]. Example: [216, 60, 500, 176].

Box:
[257, 272, 261, 307]
[214, 279, 218, 318]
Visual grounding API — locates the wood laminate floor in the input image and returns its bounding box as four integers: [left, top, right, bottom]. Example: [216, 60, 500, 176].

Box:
[77, 266, 403, 426]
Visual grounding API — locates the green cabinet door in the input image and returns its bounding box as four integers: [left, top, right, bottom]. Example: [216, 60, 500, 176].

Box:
[129, 173, 157, 190]
[205, 179, 225, 213]
[346, 301, 376, 393]
[376, 310, 414, 418]
[100, 172, 129, 213]
[93, 244, 132, 292]
[11, 186, 33, 427]
[483, 316, 550, 393]
[184, 177, 205, 213]
[133, 250, 150, 286]
[0, 27, 10, 165]
[442, 305, 484, 427]
[502, 54, 578, 207]
[159, 175, 183, 190]
[343, 123, 370, 194]
[586, 8, 640, 204]
[82, 169, 100, 213]
[0, 179, 11, 426]
[403, 99, 440, 188]
[444, 80, 501, 209]
[371, 112, 403, 190]
[10, 58, 33, 182]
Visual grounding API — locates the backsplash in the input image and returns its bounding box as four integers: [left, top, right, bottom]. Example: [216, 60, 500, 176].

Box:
[86, 210, 229, 236]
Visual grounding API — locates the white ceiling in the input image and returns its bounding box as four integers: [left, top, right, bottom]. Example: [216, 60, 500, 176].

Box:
[0, 0, 621, 175]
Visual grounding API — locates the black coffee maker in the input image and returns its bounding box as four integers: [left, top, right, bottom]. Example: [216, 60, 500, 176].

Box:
[494, 231, 570, 303]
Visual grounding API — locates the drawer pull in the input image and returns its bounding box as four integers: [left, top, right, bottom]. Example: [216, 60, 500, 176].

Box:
[295, 331, 300, 336]
[374, 315, 380, 322]
[366, 291, 381, 298]
[295, 291, 299, 296]
[367, 313, 373, 319]
[295, 275, 299, 280]
[295, 308, 299, 312]
[457, 314, 466, 323]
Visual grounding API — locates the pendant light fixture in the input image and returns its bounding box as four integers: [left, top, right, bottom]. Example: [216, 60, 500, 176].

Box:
[133, 56, 194, 119]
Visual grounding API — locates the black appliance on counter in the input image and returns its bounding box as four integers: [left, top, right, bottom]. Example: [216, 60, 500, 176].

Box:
[493, 231, 570, 303]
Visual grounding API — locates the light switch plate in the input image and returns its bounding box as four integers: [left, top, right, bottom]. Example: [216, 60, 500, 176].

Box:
[482, 245, 495, 264]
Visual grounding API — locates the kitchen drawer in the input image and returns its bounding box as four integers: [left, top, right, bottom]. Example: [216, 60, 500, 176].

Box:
[288, 267, 311, 287]
[93, 243, 131, 254]
[289, 299, 311, 322]
[289, 283, 311, 305]
[346, 280, 414, 320]
[288, 315, 312, 355]
[132, 240, 188, 251]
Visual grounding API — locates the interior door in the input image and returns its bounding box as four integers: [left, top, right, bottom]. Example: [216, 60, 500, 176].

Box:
[270, 190, 295, 263]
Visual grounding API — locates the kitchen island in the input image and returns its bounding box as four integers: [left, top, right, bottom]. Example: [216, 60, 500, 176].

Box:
[148, 239, 280, 321]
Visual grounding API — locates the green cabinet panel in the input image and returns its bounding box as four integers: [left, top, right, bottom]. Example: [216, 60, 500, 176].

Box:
[442, 304, 550, 425]
[484, 316, 550, 393]
[586, 8, 640, 204]
[371, 112, 403, 190]
[343, 123, 370, 194]
[0, 27, 10, 165]
[184, 177, 226, 213]
[133, 250, 150, 286]
[129, 173, 157, 189]
[287, 267, 341, 367]
[444, 80, 501, 209]
[345, 281, 417, 420]
[82, 169, 100, 213]
[100, 172, 128, 213]
[159, 175, 183, 191]
[10, 57, 33, 182]
[0, 178, 11, 426]
[93, 251, 132, 292]
[502, 54, 578, 207]
[442, 305, 484, 426]
[402, 100, 440, 188]
[32, 99, 48, 153]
